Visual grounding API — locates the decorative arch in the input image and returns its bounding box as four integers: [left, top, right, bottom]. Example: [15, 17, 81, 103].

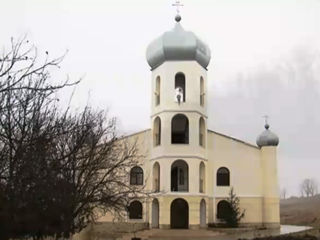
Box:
[200, 76, 204, 106]
[171, 114, 189, 144]
[200, 199, 206, 228]
[128, 200, 143, 219]
[199, 117, 206, 147]
[130, 166, 143, 185]
[153, 117, 161, 146]
[199, 162, 205, 193]
[175, 73, 186, 102]
[153, 162, 160, 192]
[155, 76, 160, 105]
[152, 198, 159, 228]
[217, 200, 231, 220]
[217, 167, 230, 186]
[171, 160, 189, 192]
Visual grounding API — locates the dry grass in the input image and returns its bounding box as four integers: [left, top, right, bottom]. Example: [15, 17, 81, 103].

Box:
[281, 195, 320, 227]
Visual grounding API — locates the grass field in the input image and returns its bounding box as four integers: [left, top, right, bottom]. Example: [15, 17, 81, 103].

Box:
[281, 195, 320, 227]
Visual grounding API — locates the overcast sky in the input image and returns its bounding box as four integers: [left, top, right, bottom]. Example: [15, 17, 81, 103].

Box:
[1, 0, 320, 196]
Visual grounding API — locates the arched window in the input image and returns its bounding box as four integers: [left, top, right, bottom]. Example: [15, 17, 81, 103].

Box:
[217, 167, 230, 186]
[171, 114, 189, 144]
[155, 76, 160, 106]
[128, 201, 143, 219]
[153, 162, 160, 192]
[153, 117, 161, 146]
[175, 73, 186, 102]
[171, 160, 189, 192]
[130, 166, 143, 185]
[217, 200, 231, 220]
[199, 117, 205, 147]
[199, 162, 205, 193]
[200, 77, 204, 106]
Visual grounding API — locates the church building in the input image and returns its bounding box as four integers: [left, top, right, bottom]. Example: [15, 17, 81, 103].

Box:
[101, 13, 280, 230]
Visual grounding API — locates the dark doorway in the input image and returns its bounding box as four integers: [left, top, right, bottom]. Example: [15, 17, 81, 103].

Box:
[171, 114, 189, 144]
[170, 198, 189, 229]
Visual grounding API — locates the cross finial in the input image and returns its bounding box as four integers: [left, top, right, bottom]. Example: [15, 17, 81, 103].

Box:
[263, 115, 269, 125]
[262, 115, 270, 129]
[172, 0, 184, 15]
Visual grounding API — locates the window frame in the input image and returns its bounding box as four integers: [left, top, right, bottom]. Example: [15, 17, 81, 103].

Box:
[130, 166, 144, 185]
[216, 167, 230, 186]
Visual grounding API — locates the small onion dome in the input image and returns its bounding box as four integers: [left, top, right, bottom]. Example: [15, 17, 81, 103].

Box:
[256, 124, 279, 148]
[146, 14, 211, 70]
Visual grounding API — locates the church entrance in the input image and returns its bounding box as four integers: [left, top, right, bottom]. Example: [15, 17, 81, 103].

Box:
[170, 198, 189, 229]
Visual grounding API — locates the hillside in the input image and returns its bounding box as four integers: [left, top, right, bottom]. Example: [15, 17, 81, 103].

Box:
[281, 195, 320, 227]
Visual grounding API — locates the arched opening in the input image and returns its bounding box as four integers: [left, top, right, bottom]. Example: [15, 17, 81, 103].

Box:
[175, 73, 186, 102]
[155, 76, 160, 106]
[200, 77, 204, 106]
[152, 198, 159, 228]
[153, 117, 161, 146]
[171, 114, 189, 144]
[153, 162, 160, 192]
[170, 198, 189, 229]
[130, 166, 143, 185]
[171, 160, 188, 192]
[199, 117, 205, 147]
[217, 167, 230, 186]
[128, 200, 143, 219]
[199, 162, 205, 193]
[217, 200, 231, 220]
[200, 199, 206, 228]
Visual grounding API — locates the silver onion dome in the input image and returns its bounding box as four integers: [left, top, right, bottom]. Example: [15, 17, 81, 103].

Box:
[146, 15, 211, 70]
[256, 124, 279, 148]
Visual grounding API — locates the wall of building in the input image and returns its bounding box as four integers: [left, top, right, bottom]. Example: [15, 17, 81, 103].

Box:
[97, 127, 279, 229]
[95, 57, 280, 229]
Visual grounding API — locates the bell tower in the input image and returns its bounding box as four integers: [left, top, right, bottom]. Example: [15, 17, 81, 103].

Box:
[146, 12, 211, 229]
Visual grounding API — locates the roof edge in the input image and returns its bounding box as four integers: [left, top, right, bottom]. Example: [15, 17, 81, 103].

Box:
[208, 129, 259, 149]
[117, 128, 151, 141]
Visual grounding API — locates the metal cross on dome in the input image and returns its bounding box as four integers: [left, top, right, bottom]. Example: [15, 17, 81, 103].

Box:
[172, 0, 184, 14]
[263, 115, 269, 125]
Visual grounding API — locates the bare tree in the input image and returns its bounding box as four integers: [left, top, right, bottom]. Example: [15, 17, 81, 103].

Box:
[0, 37, 144, 240]
[0, 36, 79, 93]
[280, 188, 287, 200]
[300, 178, 318, 197]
